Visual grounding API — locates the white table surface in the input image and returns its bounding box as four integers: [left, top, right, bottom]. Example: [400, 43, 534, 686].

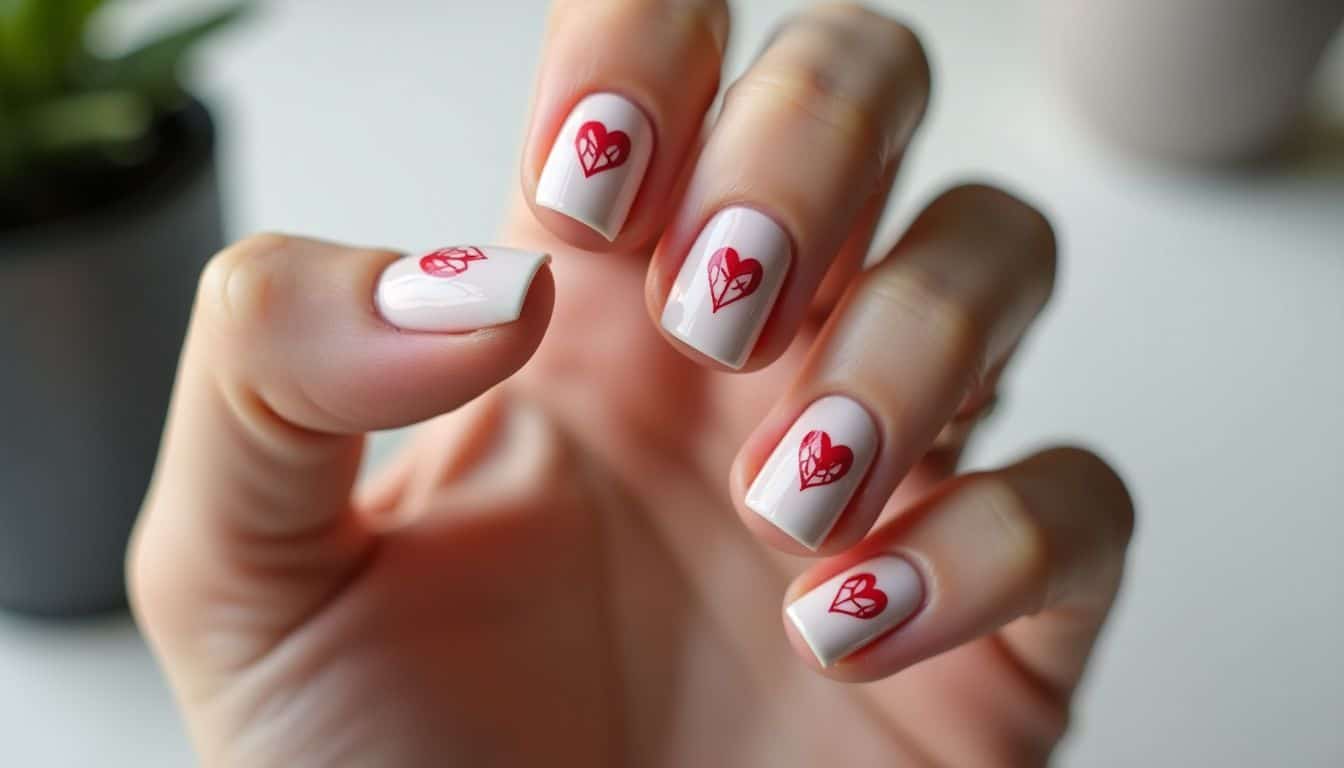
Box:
[3, 1, 1342, 765]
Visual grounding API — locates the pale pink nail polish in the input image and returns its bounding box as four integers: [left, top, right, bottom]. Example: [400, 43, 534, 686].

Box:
[786, 555, 923, 667]
[535, 92, 654, 240]
[375, 246, 549, 332]
[659, 206, 791, 369]
[746, 395, 878, 549]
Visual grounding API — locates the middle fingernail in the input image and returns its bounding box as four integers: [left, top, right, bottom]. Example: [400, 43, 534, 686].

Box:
[746, 395, 879, 550]
[659, 206, 792, 369]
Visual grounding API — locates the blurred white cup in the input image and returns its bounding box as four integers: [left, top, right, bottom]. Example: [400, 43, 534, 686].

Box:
[1044, 0, 1344, 162]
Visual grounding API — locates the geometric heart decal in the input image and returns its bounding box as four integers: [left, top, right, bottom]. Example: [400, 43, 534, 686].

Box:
[419, 246, 487, 278]
[798, 429, 854, 490]
[827, 573, 887, 619]
[707, 246, 764, 313]
[575, 120, 631, 178]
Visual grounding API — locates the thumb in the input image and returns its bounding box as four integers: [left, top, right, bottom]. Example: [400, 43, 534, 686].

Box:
[128, 234, 551, 691]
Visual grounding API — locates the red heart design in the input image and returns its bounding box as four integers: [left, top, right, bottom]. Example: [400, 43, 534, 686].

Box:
[798, 430, 854, 490]
[419, 246, 487, 278]
[707, 247, 764, 313]
[575, 120, 631, 177]
[828, 573, 888, 619]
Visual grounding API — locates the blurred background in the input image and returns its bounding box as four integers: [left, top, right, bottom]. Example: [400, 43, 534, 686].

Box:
[1, 0, 1342, 765]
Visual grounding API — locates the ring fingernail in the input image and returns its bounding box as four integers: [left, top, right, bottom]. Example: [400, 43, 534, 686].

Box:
[536, 92, 654, 240]
[746, 395, 878, 549]
[786, 555, 923, 667]
[659, 206, 792, 368]
[375, 246, 549, 332]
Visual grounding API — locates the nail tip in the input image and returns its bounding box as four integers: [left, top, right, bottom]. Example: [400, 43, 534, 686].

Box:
[500, 249, 551, 324]
[662, 323, 749, 370]
[786, 602, 835, 668]
[536, 197, 620, 241]
[749, 501, 825, 551]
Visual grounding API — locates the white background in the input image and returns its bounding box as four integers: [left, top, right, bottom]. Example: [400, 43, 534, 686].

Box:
[2, 1, 1342, 765]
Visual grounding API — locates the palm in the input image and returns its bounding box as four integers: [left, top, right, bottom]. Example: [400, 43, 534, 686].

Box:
[206, 211, 1063, 767]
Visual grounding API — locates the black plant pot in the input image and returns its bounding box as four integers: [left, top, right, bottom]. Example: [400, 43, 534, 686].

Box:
[0, 99, 224, 616]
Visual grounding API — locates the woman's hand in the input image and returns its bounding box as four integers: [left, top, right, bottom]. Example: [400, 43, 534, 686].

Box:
[129, 3, 1134, 765]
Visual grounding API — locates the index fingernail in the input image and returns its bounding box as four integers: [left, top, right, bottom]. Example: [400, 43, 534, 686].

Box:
[375, 246, 549, 333]
[536, 92, 654, 240]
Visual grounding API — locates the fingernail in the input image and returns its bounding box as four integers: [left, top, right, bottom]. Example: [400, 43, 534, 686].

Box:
[786, 555, 923, 667]
[746, 395, 878, 549]
[375, 246, 549, 332]
[535, 92, 654, 241]
[659, 206, 792, 369]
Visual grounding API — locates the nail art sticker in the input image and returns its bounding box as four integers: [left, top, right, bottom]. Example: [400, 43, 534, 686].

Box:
[376, 246, 549, 333]
[535, 92, 653, 240]
[575, 121, 631, 177]
[419, 246, 487, 278]
[787, 555, 924, 667]
[659, 207, 791, 368]
[827, 573, 887, 619]
[746, 395, 878, 549]
[707, 247, 764, 313]
[798, 430, 854, 490]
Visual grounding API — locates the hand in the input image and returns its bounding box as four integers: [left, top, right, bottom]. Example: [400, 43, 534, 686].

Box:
[130, 3, 1134, 765]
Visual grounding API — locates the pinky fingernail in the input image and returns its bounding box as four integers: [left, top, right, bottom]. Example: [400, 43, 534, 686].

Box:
[786, 555, 923, 667]
[375, 246, 549, 332]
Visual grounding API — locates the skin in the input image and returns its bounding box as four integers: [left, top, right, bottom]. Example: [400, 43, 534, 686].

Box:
[128, 3, 1135, 766]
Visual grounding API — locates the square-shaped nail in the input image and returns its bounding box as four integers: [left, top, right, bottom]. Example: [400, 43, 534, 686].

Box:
[659, 206, 791, 369]
[746, 395, 878, 549]
[375, 246, 549, 332]
[535, 92, 654, 241]
[786, 555, 923, 667]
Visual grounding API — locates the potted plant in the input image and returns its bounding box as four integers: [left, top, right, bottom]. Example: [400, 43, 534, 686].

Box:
[0, 0, 247, 615]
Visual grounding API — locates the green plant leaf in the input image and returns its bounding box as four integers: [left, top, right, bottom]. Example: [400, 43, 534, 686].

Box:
[87, 2, 251, 99]
[42, 0, 103, 67]
[0, 0, 60, 99]
[0, 0, 105, 99]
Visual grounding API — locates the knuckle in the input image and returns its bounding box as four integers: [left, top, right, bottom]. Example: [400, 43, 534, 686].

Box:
[731, 59, 884, 150]
[562, 0, 729, 66]
[867, 264, 988, 372]
[732, 6, 930, 155]
[970, 475, 1052, 603]
[811, 2, 922, 51]
[810, 3, 931, 115]
[934, 182, 1060, 303]
[822, 4, 929, 75]
[1059, 446, 1137, 549]
[197, 232, 295, 334]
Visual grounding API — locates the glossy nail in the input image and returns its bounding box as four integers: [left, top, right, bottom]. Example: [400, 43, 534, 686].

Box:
[786, 555, 923, 667]
[536, 92, 654, 240]
[375, 246, 549, 332]
[746, 395, 878, 549]
[659, 207, 791, 369]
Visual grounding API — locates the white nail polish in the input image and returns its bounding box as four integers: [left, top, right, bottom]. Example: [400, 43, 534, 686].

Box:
[535, 92, 654, 241]
[375, 246, 549, 332]
[786, 555, 923, 667]
[746, 395, 878, 550]
[659, 207, 791, 369]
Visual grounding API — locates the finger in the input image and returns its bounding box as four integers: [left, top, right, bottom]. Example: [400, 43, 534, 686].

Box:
[650, 4, 930, 370]
[734, 184, 1056, 552]
[129, 236, 552, 675]
[782, 447, 1134, 682]
[524, 0, 729, 247]
[807, 161, 901, 321]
